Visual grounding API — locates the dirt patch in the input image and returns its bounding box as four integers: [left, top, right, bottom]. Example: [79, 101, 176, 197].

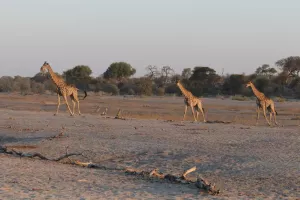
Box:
[0, 94, 299, 199]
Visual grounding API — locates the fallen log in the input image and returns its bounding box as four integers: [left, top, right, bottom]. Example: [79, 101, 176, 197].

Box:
[181, 166, 197, 179]
[0, 145, 220, 195]
[0, 145, 84, 162]
[123, 167, 219, 194]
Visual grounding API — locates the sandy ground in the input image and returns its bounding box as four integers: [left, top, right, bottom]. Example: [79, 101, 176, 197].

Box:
[0, 93, 299, 199]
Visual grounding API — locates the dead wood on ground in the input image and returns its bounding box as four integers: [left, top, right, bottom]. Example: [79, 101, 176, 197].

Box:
[124, 166, 219, 195]
[0, 146, 220, 195]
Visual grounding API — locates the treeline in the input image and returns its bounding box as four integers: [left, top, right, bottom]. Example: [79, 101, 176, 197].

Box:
[1, 56, 300, 98]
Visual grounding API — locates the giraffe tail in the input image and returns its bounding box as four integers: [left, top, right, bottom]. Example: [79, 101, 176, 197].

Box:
[78, 90, 87, 100]
[275, 110, 278, 115]
[81, 91, 88, 100]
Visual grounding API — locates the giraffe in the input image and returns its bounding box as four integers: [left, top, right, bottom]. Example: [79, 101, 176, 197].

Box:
[40, 62, 87, 116]
[246, 81, 278, 126]
[176, 80, 206, 122]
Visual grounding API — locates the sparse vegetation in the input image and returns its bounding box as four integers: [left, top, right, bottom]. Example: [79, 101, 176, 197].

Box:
[231, 95, 249, 101]
[1, 57, 300, 99]
[274, 96, 286, 102]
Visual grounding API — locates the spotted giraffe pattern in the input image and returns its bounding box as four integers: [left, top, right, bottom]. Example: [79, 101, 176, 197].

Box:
[246, 81, 278, 126]
[40, 62, 87, 116]
[176, 80, 206, 122]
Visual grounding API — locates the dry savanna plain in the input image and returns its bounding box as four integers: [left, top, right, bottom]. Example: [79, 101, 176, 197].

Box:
[0, 92, 299, 200]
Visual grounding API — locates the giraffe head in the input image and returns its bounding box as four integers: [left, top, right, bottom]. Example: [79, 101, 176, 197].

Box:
[176, 79, 182, 86]
[40, 61, 50, 74]
[246, 81, 253, 88]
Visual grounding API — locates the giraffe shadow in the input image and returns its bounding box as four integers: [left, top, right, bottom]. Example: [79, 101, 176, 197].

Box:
[205, 120, 232, 124]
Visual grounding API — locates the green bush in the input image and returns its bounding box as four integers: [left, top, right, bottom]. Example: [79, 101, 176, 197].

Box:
[102, 83, 119, 95]
[128, 88, 135, 95]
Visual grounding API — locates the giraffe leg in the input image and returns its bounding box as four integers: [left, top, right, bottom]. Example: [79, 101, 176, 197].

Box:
[271, 104, 278, 125]
[256, 107, 260, 125]
[77, 100, 81, 115]
[54, 93, 61, 116]
[71, 99, 76, 115]
[200, 106, 206, 123]
[74, 94, 81, 115]
[63, 95, 73, 116]
[190, 105, 197, 122]
[197, 103, 206, 123]
[182, 105, 188, 121]
[262, 104, 271, 126]
[273, 111, 278, 125]
[201, 108, 206, 123]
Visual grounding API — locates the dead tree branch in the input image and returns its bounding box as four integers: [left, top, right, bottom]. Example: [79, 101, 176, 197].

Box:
[124, 167, 219, 195]
[0, 145, 219, 195]
[0, 145, 84, 162]
[181, 166, 197, 179]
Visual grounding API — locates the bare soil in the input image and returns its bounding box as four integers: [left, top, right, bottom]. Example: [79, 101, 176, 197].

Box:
[0, 93, 299, 199]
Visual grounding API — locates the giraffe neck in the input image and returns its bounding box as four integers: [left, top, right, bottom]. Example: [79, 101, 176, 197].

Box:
[47, 66, 64, 87]
[250, 84, 265, 100]
[177, 82, 191, 98]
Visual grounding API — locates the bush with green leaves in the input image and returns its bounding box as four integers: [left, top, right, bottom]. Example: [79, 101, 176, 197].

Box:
[103, 62, 136, 79]
[119, 83, 138, 95]
[101, 83, 119, 95]
[165, 84, 180, 95]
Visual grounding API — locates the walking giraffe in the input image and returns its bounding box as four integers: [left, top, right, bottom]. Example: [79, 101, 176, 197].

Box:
[40, 61, 87, 116]
[176, 80, 206, 122]
[246, 81, 278, 126]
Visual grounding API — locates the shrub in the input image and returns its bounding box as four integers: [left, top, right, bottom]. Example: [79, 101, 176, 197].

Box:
[135, 78, 152, 96]
[102, 83, 119, 95]
[31, 81, 45, 94]
[165, 84, 179, 95]
[295, 85, 300, 99]
[119, 83, 138, 95]
[156, 87, 165, 96]
[274, 96, 286, 102]
[0, 76, 14, 92]
[12, 76, 31, 94]
[232, 95, 249, 101]
[44, 80, 57, 94]
[128, 88, 135, 95]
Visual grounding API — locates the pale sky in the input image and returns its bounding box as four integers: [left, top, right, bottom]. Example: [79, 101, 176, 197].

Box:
[1, 0, 300, 77]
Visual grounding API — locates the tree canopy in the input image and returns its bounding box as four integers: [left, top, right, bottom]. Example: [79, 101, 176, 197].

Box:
[63, 65, 92, 89]
[63, 65, 92, 82]
[103, 62, 136, 79]
[275, 56, 300, 77]
[255, 64, 277, 77]
[181, 68, 192, 79]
